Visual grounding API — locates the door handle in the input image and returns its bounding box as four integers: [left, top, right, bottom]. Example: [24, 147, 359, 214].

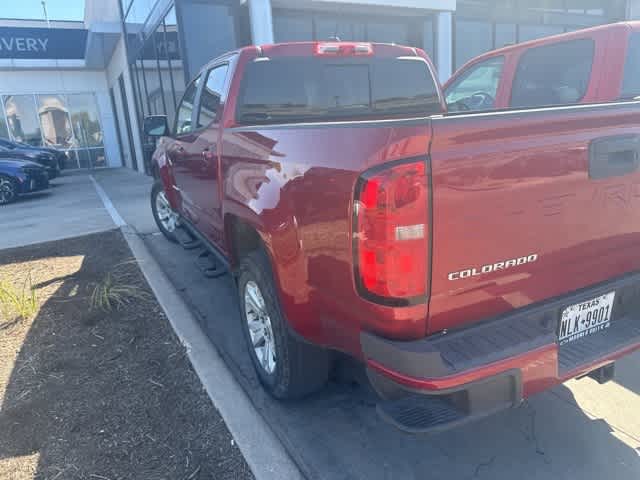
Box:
[589, 135, 640, 180]
[202, 149, 215, 165]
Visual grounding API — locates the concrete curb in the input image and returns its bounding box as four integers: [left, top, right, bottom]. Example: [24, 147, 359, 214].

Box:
[90, 177, 304, 480]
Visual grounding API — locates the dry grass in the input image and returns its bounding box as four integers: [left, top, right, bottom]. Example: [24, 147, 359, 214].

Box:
[0, 275, 38, 325]
[89, 262, 151, 312]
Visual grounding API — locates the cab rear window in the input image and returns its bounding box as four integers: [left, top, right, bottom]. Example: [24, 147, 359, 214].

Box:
[236, 56, 442, 125]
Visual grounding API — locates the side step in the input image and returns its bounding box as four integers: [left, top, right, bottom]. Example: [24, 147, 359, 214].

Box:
[377, 395, 465, 434]
[174, 227, 201, 250]
[196, 250, 228, 278]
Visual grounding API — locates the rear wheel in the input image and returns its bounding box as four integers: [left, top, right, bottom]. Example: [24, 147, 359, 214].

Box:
[151, 181, 179, 243]
[238, 250, 330, 399]
[0, 175, 17, 205]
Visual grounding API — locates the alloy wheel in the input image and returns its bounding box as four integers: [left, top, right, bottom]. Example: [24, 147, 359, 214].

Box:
[244, 281, 277, 374]
[0, 177, 15, 204]
[155, 190, 178, 232]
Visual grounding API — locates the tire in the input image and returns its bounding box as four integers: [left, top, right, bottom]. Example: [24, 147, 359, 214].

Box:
[151, 181, 179, 243]
[238, 250, 330, 399]
[0, 175, 17, 205]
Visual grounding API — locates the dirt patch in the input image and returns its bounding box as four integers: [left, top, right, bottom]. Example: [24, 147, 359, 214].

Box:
[0, 230, 253, 480]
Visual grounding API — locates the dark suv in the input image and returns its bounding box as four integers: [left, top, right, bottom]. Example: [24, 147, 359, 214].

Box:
[0, 138, 64, 178]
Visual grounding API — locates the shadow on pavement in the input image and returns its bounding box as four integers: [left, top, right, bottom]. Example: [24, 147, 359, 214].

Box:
[144, 233, 640, 480]
[0, 231, 252, 480]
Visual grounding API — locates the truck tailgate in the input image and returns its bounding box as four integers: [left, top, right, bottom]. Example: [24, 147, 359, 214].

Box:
[428, 102, 640, 334]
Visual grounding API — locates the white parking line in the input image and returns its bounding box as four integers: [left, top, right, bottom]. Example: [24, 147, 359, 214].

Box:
[89, 175, 126, 227]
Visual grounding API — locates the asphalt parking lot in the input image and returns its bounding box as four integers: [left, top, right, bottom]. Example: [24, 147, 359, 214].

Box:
[3, 169, 639, 479]
[144, 234, 640, 480]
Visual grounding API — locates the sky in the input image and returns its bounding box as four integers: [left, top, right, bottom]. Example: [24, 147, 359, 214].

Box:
[1, 0, 85, 21]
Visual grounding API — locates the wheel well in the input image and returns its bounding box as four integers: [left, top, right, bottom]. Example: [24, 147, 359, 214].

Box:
[226, 215, 262, 267]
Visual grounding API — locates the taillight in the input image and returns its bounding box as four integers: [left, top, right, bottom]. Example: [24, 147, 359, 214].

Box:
[353, 159, 429, 305]
[314, 42, 373, 57]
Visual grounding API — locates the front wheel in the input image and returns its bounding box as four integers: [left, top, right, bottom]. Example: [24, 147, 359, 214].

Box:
[151, 181, 179, 243]
[238, 250, 330, 399]
[0, 175, 17, 205]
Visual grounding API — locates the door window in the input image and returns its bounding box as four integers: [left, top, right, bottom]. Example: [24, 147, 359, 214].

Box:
[196, 64, 229, 128]
[445, 56, 504, 112]
[175, 74, 201, 135]
[621, 32, 640, 100]
[511, 39, 594, 108]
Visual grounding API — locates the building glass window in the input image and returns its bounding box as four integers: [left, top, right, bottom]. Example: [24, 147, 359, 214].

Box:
[273, 10, 428, 53]
[495, 23, 516, 49]
[455, 19, 492, 69]
[315, 16, 366, 42]
[37, 94, 74, 149]
[179, 0, 238, 80]
[423, 18, 436, 64]
[518, 24, 564, 42]
[0, 112, 9, 140]
[273, 13, 313, 42]
[4, 95, 42, 147]
[67, 93, 106, 168]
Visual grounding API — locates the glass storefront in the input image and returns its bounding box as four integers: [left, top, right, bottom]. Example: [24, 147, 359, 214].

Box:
[123, 1, 245, 172]
[0, 93, 106, 169]
[273, 10, 435, 61]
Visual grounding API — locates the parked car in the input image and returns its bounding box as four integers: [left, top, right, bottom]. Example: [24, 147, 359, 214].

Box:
[0, 159, 50, 205]
[0, 138, 63, 179]
[145, 30, 640, 434]
[445, 21, 640, 112]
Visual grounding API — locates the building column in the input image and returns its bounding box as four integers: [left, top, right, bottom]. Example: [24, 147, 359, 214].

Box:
[435, 11, 453, 84]
[248, 0, 274, 45]
[628, 0, 640, 18]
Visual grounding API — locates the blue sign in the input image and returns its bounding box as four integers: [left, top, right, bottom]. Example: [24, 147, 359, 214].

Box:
[0, 27, 88, 60]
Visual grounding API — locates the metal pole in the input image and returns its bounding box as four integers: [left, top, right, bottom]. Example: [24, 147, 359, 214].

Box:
[41, 1, 51, 28]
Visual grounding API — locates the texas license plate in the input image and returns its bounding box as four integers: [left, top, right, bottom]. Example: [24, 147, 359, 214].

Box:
[558, 292, 615, 346]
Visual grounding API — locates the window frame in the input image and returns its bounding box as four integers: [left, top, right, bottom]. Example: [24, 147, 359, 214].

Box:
[173, 73, 203, 136]
[509, 38, 595, 109]
[194, 63, 231, 131]
[444, 55, 506, 111]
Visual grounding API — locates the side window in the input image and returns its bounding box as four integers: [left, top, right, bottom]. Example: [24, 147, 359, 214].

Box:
[622, 32, 640, 100]
[175, 74, 202, 135]
[197, 64, 229, 128]
[511, 39, 594, 109]
[445, 57, 504, 112]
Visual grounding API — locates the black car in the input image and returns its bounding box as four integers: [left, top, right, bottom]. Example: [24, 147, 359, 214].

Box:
[0, 159, 50, 205]
[0, 138, 64, 179]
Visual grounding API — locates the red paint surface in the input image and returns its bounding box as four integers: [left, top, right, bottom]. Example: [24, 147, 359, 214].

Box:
[151, 38, 640, 399]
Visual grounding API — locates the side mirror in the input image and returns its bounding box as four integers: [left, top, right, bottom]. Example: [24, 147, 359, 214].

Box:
[143, 115, 170, 137]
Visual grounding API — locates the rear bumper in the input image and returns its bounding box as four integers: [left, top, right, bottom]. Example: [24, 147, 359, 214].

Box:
[362, 272, 640, 433]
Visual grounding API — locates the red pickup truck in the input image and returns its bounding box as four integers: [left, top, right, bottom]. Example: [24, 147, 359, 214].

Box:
[445, 21, 640, 112]
[145, 30, 640, 433]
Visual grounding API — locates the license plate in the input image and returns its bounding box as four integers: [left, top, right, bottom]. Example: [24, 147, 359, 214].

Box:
[558, 292, 615, 346]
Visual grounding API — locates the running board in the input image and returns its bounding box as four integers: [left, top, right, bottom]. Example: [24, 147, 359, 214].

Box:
[196, 250, 228, 278]
[174, 227, 201, 250]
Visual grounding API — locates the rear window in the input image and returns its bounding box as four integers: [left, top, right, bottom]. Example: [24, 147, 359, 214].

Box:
[622, 32, 640, 100]
[511, 39, 595, 109]
[236, 56, 442, 125]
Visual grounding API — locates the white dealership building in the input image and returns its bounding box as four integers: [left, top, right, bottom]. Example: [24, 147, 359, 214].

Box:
[0, 0, 637, 172]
